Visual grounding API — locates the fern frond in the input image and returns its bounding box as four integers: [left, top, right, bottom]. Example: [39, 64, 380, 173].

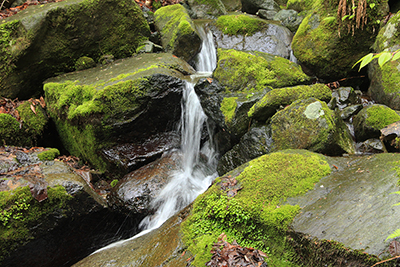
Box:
[386, 229, 400, 241]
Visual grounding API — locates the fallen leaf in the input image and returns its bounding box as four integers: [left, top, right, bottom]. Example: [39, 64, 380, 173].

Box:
[30, 104, 36, 114]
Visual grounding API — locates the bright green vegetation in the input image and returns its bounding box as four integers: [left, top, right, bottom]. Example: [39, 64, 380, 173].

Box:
[75, 56, 96, 71]
[38, 148, 60, 161]
[215, 14, 268, 36]
[0, 186, 72, 263]
[365, 105, 400, 129]
[0, 102, 48, 146]
[380, 61, 400, 94]
[182, 150, 331, 267]
[110, 179, 119, 187]
[214, 49, 310, 93]
[220, 97, 238, 125]
[0, 114, 20, 145]
[248, 83, 331, 120]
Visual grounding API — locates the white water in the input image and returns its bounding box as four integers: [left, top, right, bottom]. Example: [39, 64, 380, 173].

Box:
[93, 24, 218, 253]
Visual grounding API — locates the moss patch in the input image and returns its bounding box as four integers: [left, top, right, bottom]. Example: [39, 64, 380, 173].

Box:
[248, 83, 332, 121]
[365, 104, 400, 129]
[182, 150, 331, 266]
[0, 113, 20, 145]
[0, 186, 72, 263]
[220, 97, 238, 125]
[215, 14, 268, 36]
[38, 148, 60, 161]
[214, 49, 310, 94]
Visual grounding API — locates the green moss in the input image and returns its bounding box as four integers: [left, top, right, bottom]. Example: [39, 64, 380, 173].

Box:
[215, 14, 268, 36]
[182, 150, 331, 267]
[0, 185, 72, 263]
[248, 83, 331, 120]
[365, 105, 400, 129]
[17, 101, 48, 138]
[75, 56, 96, 71]
[0, 113, 20, 145]
[380, 60, 400, 95]
[38, 148, 60, 161]
[220, 97, 238, 124]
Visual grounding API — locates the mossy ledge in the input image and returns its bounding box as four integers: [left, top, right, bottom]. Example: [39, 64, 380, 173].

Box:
[181, 149, 332, 266]
[0, 186, 72, 263]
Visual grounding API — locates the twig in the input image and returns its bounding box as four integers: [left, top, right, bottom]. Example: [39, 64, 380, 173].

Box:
[0, 0, 8, 11]
[370, 255, 400, 267]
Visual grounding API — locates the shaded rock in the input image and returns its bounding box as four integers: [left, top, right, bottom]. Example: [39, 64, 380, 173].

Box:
[248, 83, 331, 122]
[210, 14, 293, 59]
[356, 138, 386, 154]
[331, 86, 360, 109]
[368, 11, 400, 110]
[270, 98, 355, 155]
[107, 153, 180, 214]
[257, 9, 277, 20]
[291, 1, 389, 81]
[73, 206, 192, 267]
[185, 0, 227, 19]
[154, 4, 202, 62]
[353, 104, 400, 142]
[220, 0, 241, 11]
[0, 0, 150, 98]
[217, 126, 272, 175]
[44, 53, 194, 176]
[273, 9, 303, 32]
[241, 0, 279, 15]
[381, 121, 400, 152]
[339, 104, 363, 120]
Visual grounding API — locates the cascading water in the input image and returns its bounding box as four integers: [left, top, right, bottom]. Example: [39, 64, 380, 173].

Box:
[93, 23, 218, 253]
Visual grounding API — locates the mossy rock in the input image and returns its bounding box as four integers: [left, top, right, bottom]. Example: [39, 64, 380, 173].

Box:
[291, 0, 389, 81]
[0, 0, 150, 99]
[44, 53, 194, 175]
[248, 83, 332, 121]
[353, 104, 400, 142]
[368, 11, 400, 110]
[214, 49, 311, 93]
[37, 148, 60, 161]
[154, 4, 201, 62]
[75, 56, 96, 71]
[270, 98, 355, 155]
[182, 149, 332, 266]
[186, 0, 227, 19]
[0, 101, 48, 146]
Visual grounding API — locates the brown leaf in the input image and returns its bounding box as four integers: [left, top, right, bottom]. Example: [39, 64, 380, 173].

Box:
[206, 77, 213, 83]
[39, 96, 46, 108]
[389, 240, 400, 257]
[30, 104, 36, 114]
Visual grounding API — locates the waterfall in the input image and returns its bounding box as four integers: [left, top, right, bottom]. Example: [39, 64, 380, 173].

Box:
[93, 24, 218, 253]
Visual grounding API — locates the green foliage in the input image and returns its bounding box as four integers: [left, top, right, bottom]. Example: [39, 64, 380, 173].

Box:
[215, 14, 267, 36]
[37, 148, 60, 161]
[353, 50, 400, 71]
[182, 150, 331, 266]
[110, 179, 119, 187]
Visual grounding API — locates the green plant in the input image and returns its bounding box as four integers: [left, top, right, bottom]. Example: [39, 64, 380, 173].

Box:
[110, 179, 118, 187]
[353, 50, 400, 71]
[0, 197, 30, 227]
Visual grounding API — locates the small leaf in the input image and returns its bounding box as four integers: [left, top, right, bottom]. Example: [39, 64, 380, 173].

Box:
[369, 3, 375, 9]
[349, 14, 355, 20]
[352, 53, 374, 71]
[378, 51, 392, 67]
[392, 51, 400, 62]
[342, 15, 349, 21]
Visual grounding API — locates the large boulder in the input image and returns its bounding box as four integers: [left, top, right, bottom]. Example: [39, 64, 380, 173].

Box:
[154, 4, 202, 62]
[270, 98, 355, 155]
[368, 11, 400, 109]
[291, 1, 389, 80]
[209, 14, 294, 59]
[0, 0, 150, 99]
[0, 147, 140, 267]
[44, 53, 195, 176]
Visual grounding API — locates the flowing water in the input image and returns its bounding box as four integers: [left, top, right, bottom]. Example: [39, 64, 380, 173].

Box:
[93, 24, 218, 253]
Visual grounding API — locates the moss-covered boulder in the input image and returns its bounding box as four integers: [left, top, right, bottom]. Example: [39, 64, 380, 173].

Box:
[368, 11, 400, 110]
[291, 1, 389, 80]
[44, 53, 195, 176]
[0, 101, 48, 147]
[0, 0, 150, 99]
[270, 98, 355, 155]
[210, 14, 294, 58]
[154, 4, 201, 62]
[248, 83, 332, 121]
[353, 104, 400, 142]
[185, 0, 227, 19]
[214, 49, 311, 92]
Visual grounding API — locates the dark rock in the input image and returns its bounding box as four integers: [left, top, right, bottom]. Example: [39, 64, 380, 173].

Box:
[273, 9, 304, 32]
[241, 0, 279, 14]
